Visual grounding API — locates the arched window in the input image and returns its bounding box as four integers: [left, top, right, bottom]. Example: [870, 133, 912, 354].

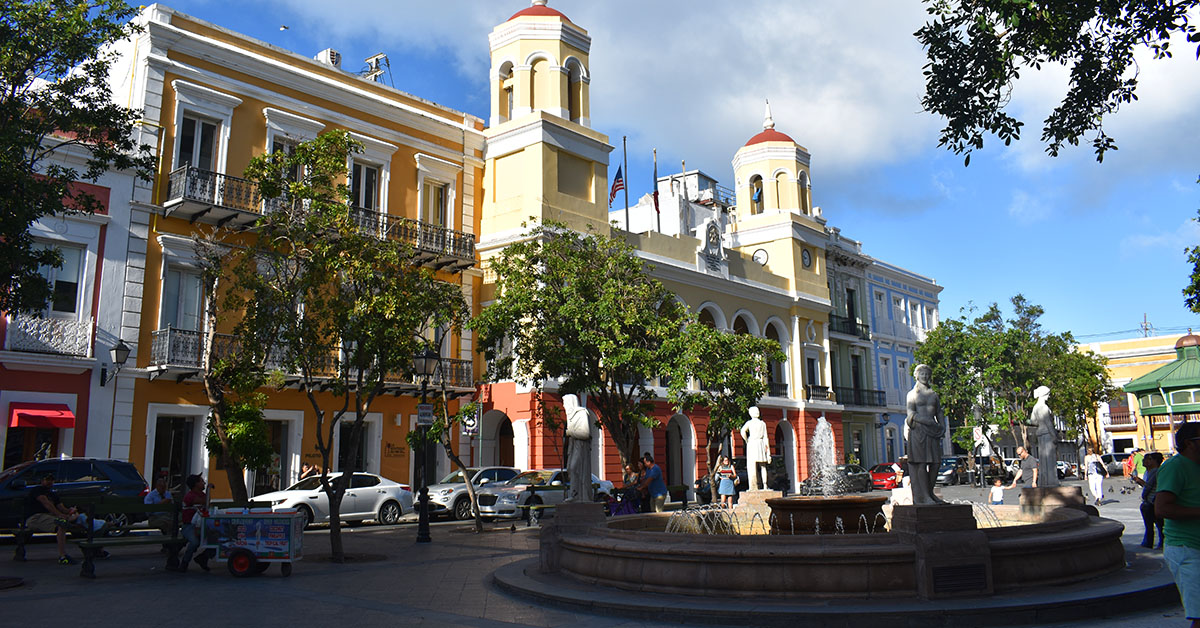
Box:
[498, 61, 515, 122]
[733, 316, 749, 335]
[565, 59, 585, 122]
[774, 171, 789, 210]
[797, 171, 811, 215]
[749, 175, 764, 215]
[699, 309, 717, 328]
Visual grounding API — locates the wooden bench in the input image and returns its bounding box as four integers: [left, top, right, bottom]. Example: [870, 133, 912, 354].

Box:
[75, 497, 184, 579]
[5, 494, 106, 562]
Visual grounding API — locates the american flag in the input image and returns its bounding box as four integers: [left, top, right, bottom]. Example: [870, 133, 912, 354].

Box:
[609, 166, 624, 207]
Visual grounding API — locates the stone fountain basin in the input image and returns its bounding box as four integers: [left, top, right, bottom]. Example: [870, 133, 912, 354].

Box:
[766, 494, 890, 534]
[554, 506, 1124, 599]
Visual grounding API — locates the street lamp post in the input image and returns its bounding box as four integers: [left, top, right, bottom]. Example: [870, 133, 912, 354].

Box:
[413, 348, 439, 544]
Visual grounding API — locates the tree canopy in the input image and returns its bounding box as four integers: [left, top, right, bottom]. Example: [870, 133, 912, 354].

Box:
[666, 322, 786, 495]
[0, 0, 154, 313]
[917, 0, 1199, 164]
[914, 295, 1115, 453]
[237, 130, 467, 561]
[470, 223, 690, 468]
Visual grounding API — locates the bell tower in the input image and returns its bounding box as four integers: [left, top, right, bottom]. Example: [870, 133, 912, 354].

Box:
[480, 0, 614, 245]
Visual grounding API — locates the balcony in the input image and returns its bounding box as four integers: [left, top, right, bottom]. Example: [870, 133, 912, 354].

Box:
[349, 206, 475, 271]
[804, 384, 833, 402]
[148, 327, 474, 391]
[834, 386, 887, 408]
[163, 167, 476, 271]
[829, 314, 870, 340]
[4, 314, 93, 357]
[1105, 411, 1136, 428]
[163, 166, 272, 227]
[871, 317, 926, 343]
[767, 382, 789, 397]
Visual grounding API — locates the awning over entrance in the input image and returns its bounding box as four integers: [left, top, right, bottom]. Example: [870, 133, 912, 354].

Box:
[8, 403, 75, 429]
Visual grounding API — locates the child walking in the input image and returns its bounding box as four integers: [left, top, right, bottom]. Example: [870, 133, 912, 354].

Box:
[989, 478, 1005, 505]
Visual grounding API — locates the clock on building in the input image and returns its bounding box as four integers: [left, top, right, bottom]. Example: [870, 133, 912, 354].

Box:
[802, 248, 812, 268]
[752, 249, 768, 265]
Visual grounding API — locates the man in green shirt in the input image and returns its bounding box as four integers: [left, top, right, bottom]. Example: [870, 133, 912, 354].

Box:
[1157, 422, 1200, 628]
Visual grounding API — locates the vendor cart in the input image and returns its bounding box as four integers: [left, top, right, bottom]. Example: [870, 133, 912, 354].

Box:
[198, 509, 303, 577]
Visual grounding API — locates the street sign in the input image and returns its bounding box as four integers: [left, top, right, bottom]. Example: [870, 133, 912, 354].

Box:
[417, 403, 434, 427]
[461, 405, 479, 436]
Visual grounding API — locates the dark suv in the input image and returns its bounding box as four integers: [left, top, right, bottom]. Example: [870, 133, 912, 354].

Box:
[0, 458, 149, 532]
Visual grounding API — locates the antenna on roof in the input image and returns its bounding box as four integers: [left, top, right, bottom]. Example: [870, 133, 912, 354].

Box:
[1141, 313, 1155, 337]
[363, 53, 389, 83]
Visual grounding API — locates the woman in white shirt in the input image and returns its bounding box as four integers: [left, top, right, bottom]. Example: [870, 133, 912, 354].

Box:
[1084, 448, 1108, 507]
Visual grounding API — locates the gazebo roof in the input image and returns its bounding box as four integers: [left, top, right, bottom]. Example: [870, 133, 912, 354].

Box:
[1124, 333, 1200, 415]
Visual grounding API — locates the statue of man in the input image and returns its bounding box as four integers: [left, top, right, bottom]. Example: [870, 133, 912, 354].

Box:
[739, 406, 771, 491]
[1032, 385, 1059, 488]
[563, 394, 593, 502]
[905, 364, 945, 505]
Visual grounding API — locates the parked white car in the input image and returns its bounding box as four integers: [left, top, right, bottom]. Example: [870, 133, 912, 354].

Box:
[256, 472, 414, 527]
[475, 469, 614, 520]
[428, 466, 520, 520]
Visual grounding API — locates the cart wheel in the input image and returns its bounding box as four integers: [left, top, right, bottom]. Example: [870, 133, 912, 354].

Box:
[281, 562, 292, 577]
[227, 550, 257, 578]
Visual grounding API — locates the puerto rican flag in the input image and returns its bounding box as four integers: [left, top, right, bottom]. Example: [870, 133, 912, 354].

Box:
[609, 166, 625, 207]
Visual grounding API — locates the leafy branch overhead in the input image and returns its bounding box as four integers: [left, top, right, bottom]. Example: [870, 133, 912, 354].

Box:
[917, 0, 1199, 164]
[0, 0, 155, 313]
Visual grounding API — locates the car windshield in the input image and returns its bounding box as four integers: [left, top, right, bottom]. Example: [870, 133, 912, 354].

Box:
[869, 464, 895, 474]
[0, 461, 34, 484]
[506, 470, 555, 486]
[438, 469, 480, 485]
[284, 477, 329, 492]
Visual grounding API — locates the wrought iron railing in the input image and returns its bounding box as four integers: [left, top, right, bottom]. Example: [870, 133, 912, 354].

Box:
[833, 386, 887, 407]
[804, 384, 832, 402]
[149, 327, 473, 388]
[1106, 411, 1135, 427]
[829, 314, 870, 339]
[166, 166, 265, 214]
[768, 382, 789, 397]
[5, 314, 92, 357]
[350, 205, 475, 262]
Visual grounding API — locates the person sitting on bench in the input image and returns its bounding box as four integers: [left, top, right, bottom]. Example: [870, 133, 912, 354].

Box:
[26, 472, 104, 565]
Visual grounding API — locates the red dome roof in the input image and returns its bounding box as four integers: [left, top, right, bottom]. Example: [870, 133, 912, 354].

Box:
[509, 4, 570, 21]
[1177, 331, 1200, 349]
[745, 128, 795, 146]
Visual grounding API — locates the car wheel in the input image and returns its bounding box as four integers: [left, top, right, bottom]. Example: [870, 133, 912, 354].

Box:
[453, 497, 472, 521]
[295, 505, 314, 529]
[104, 512, 130, 537]
[378, 501, 402, 525]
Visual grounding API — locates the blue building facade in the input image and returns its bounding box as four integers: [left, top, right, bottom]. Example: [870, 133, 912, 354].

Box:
[865, 261, 943, 464]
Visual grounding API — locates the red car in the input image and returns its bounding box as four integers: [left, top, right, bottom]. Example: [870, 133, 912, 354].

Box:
[869, 463, 901, 490]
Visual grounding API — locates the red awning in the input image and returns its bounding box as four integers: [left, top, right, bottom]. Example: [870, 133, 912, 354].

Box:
[8, 403, 75, 429]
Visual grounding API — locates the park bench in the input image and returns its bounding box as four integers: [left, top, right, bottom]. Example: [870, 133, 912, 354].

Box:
[75, 496, 184, 579]
[5, 494, 107, 562]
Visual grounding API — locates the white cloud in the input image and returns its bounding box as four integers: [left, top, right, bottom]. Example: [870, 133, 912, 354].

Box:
[1120, 217, 1200, 260]
[1007, 190, 1052, 225]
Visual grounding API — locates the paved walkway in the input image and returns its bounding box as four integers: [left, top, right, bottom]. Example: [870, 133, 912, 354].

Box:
[0, 475, 1186, 627]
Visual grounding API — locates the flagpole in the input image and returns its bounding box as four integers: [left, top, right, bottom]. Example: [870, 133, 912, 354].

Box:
[653, 148, 660, 233]
[622, 136, 629, 231]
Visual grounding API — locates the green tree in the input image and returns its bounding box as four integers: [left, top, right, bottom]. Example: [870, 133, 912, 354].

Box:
[1, 0, 155, 313]
[665, 322, 786, 500]
[915, 295, 1115, 455]
[238, 130, 467, 561]
[408, 398, 486, 532]
[917, 0, 1199, 164]
[470, 222, 690, 469]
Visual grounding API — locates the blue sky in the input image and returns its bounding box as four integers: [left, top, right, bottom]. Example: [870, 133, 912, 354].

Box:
[164, 0, 1200, 341]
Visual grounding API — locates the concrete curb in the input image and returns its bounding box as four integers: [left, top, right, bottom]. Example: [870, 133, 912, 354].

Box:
[492, 551, 1181, 628]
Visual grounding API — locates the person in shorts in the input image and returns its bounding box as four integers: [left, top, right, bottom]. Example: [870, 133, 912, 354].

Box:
[25, 472, 89, 564]
[989, 478, 1005, 505]
[1156, 422, 1200, 627]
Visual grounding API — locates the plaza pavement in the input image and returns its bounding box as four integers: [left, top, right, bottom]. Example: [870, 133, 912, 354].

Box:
[0, 475, 1187, 627]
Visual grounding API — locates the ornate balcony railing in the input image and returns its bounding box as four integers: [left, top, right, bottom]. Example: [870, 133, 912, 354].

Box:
[166, 166, 266, 215]
[804, 384, 832, 402]
[768, 382, 789, 397]
[350, 205, 475, 266]
[1106, 411, 1135, 427]
[833, 386, 887, 407]
[149, 327, 473, 388]
[5, 314, 92, 357]
[829, 314, 870, 339]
